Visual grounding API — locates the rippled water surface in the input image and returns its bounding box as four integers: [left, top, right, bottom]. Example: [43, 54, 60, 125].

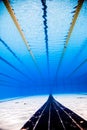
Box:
[0, 0, 87, 99]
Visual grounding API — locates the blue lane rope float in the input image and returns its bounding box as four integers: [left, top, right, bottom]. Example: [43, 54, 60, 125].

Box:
[41, 0, 49, 75]
[0, 38, 35, 79]
[68, 59, 87, 77]
[0, 56, 33, 81]
[0, 38, 24, 65]
[2, 0, 43, 79]
[0, 72, 26, 83]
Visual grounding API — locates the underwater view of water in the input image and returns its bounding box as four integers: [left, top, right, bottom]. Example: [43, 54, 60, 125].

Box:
[0, 0, 87, 99]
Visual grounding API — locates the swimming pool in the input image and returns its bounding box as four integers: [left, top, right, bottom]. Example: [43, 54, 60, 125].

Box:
[0, 0, 87, 99]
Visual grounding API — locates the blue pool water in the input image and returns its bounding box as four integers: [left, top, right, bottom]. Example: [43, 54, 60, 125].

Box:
[0, 0, 87, 99]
